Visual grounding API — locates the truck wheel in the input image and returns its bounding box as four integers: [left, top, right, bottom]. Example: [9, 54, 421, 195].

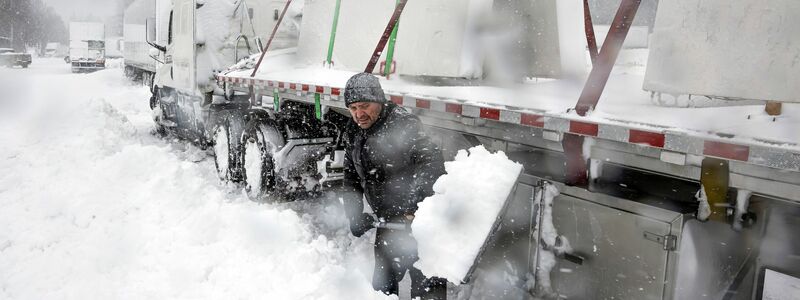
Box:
[241, 120, 285, 199]
[151, 89, 168, 136]
[22, 64, 29, 69]
[213, 121, 236, 183]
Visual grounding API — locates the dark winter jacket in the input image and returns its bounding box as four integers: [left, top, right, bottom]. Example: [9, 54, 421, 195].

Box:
[342, 103, 445, 236]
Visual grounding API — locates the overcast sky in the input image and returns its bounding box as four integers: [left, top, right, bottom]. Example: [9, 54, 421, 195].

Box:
[42, 0, 118, 22]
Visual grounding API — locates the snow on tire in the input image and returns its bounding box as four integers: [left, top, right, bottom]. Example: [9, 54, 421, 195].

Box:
[241, 120, 285, 200]
[213, 120, 236, 183]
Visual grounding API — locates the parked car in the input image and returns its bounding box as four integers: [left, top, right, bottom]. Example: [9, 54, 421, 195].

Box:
[0, 48, 32, 68]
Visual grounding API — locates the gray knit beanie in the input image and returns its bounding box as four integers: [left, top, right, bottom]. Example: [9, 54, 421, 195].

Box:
[344, 73, 386, 106]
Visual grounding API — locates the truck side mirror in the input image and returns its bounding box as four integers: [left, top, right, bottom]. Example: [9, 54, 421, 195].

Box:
[146, 18, 166, 53]
[148, 48, 165, 64]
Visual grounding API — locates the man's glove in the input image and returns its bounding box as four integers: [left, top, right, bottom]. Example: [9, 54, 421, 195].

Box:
[350, 213, 375, 237]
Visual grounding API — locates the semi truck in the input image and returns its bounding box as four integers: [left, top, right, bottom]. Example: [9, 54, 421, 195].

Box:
[123, 0, 171, 84]
[68, 22, 106, 73]
[145, 0, 800, 298]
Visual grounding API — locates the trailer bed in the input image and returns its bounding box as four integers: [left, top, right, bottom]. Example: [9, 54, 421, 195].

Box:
[218, 50, 800, 199]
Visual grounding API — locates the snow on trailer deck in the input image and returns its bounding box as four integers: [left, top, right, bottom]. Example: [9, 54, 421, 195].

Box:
[219, 51, 800, 176]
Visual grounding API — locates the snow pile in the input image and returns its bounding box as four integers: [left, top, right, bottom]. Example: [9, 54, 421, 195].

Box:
[105, 58, 124, 69]
[412, 146, 522, 284]
[0, 61, 391, 299]
[695, 186, 711, 221]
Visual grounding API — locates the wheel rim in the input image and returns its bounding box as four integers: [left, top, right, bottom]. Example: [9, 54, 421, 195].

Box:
[213, 125, 230, 181]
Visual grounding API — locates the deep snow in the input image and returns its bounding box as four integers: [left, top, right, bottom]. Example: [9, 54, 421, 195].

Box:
[0, 58, 392, 299]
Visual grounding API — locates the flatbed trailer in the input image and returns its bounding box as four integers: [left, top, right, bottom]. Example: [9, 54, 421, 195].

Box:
[216, 64, 800, 201]
[213, 56, 800, 298]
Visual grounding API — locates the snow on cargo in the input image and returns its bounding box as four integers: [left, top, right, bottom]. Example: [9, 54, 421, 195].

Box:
[411, 145, 522, 284]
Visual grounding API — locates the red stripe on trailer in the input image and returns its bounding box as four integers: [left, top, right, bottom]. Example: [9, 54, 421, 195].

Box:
[520, 113, 545, 127]
[278, 82, 285, 88]
[302, 84, 310, 92]
[570, 121, 599, 136]
[446, 103, 463, 114]
[315, 86, 324, 93]
[629, 129, 665, 148]
[289, 83, 297, 90]
[704, 141, 750, 161]
[331, 88, 341, 96]
[480, 108, 501, 120]
[390, 95, 403, 105]
[416, 99, 431, 109]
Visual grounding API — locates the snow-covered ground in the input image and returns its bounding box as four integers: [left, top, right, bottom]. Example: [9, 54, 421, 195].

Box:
[0, 58, 391, 299]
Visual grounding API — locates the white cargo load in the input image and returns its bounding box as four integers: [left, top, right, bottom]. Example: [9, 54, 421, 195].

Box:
[296, 0, 586, 79]
[644, 0, 800, 103]
[69, 22, 106, 61]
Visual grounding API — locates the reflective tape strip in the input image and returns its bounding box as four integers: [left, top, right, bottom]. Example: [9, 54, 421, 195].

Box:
[415, 98, 431, 109]
[427, 100, 446, 112]
[402, 95, 416, 107]
[570, 121, 599, 137]
[302, 84, 310, 92]
[545, 117, 570, 132]
[748, 146, 800, 171]
[389, 95, 403, 105]
[480, 108, 501, 121]
[462, 105, 481, 118]
[315, 86, 324, 94]
[521, 113, 545, 128]
[664, 132, 704, 155]
[629, 129, 665, 148]
[704, 140, 750, 161]
[445, 103, 462, 114]
[499, 110, 521, 124]
[598, 124, 629, 143]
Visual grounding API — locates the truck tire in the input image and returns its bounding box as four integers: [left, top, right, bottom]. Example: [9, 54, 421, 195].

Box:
[22, 64, 29, 69]
[241, 119, 285, 200]
[213, 121, 236, 183]
[212, 115, 245, 183]
[151, 88, 168, 136]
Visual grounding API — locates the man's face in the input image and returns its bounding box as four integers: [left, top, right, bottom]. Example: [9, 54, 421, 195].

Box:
[348, 101, 383, 129]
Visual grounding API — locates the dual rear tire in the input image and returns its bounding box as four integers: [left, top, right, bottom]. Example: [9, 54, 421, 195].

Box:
[213, 116, 285, 200]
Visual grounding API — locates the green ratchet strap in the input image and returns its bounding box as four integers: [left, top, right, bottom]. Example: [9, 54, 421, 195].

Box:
[326, 0, 342, 65]
[273, 90, 280, 112]
[314, 93, 322, 120]
[383, 0, 401, 77]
